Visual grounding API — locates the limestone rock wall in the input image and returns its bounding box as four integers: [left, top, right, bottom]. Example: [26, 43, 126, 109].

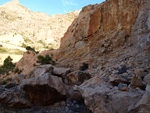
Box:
[56, 0, 150, 74]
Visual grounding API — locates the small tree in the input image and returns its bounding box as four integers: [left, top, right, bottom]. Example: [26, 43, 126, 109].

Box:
[3, 56, 14, 67]
[37, 55, 55, 65]
[25, 46, 35, 51]
[0, 56, 15, 75]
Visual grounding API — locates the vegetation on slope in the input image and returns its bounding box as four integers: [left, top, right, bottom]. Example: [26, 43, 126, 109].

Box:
[0, 56, 15, 75]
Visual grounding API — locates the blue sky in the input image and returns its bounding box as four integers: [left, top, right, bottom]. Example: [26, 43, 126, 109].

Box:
[0, 0, 105, 15]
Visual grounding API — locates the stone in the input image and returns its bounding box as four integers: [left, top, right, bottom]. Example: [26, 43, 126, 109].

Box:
[69, 90, 84, 103]
[76, 76, 145, 113]
[0, 86, 31, 109]
[143, 74, 150, 85]
[130, 75, 146, 90]
[27, 64, 53, 78]
[109, 75, 130, 86]
[136, 85, 150, 106]
[20, 73, 66, 106]
[67, 71, 91, 85]
[117, 65, 128, 74]
[128, 85, 150, 112]
[118, 83, 128, 91]
[12, 74, 26, 84]
[52, 67, 71, 78]
[134, 68, 148, 78]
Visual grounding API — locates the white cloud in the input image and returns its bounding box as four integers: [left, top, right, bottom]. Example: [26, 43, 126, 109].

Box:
[61, 0, 78, 6]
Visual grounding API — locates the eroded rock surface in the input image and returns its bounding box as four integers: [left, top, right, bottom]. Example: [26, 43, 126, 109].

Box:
[0, 86, 31, 109]
[20, 73, 66, 105]
[55, 0, 150, 76]
[75, 76, 145, 113]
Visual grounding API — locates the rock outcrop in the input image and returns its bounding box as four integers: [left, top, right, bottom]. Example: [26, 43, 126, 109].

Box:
[13, 50, 53, 75]
[66, 71, 91, 85]
[74, 76, 148, 113]
[13, 0, 150, 79]
[55, 0, 150, 75]
[0, 86, 31, 109]
[129, 85, 150, 113]
[20, 72, 66, 105]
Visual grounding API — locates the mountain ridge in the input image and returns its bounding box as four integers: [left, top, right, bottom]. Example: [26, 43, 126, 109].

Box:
[0, 0, 80, 64]
[0, 0, 80, 50]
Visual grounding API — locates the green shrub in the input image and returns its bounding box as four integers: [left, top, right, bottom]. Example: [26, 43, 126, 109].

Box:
[25, 46, 35, 51]
[36, 55, 55, 65]
[0, 56, 15, 75]
[25, 46, 39, 54]
[36, 51, 39, 54]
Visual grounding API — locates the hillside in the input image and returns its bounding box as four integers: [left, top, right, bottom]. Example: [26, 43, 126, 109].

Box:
[0, 0, 80, 53]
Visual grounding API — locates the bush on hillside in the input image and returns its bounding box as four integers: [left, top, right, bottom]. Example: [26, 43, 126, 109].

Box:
[36, 55, 55, 65]
[25, 46, 35, 51]
[0, 56, 15, 75]
[25, 46, 39, 54]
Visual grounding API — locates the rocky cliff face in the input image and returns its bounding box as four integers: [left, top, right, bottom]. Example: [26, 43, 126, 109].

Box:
[13, 0, 150, 80]
[56, 0, 150, 74]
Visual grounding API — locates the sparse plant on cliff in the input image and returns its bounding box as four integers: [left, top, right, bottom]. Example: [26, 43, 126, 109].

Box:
[0, 56, 15, 75]
[25, 46, 39, 54]
[25, 46, 35, 51]
[36, 55, 55, 65]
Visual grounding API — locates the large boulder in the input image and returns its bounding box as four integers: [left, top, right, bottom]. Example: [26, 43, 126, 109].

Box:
[27, 64, 53, 78]
[20, 73, 66, 106]
[0, 86, 31, 109]
[52, 67, 71, 78]
[109, 75, 130, 86]
[66, 71, 91, 85]
[129, 85, 150, 113]
[75, 76, 145, 113]
[143, 74, 150, 85]
[130, 75, 146, 90]
[12, 74, 26, 84]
